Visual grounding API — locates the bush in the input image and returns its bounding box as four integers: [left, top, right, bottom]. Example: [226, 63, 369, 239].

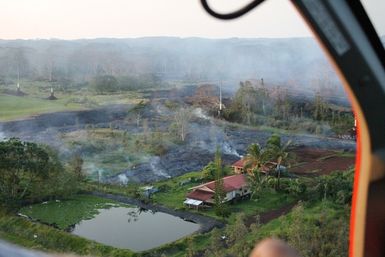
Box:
[91, 75, 118, 94]
[281, 202, 349, 257]
[314, 169, 354, 204]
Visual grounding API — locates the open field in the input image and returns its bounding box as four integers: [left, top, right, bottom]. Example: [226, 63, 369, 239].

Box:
[0, 94, 85, 121]
[0, 83, 145, 121]
[290, 147, 355, 176]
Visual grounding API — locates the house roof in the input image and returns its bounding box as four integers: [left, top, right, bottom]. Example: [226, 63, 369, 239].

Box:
[232, 159, 245, 168]
[190, 174, 247, 193]
[186, 189, 213, 201]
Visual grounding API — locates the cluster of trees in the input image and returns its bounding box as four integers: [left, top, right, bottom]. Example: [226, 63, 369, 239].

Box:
[205, 135, 300, 218]
[243, 135, 354, 203]
[215, 201, 350, 257]
[0, 38, 339, 88]
[203, 213, 254, 257]
[0, 138, 83, 209]
[314, 168, 354, 205]
[90, 73, 163, 94]
[244, 134, 298, 197]
[223, 81, 354, 135]
[203, 166, 352, 257]
[282, 203, 349, 257]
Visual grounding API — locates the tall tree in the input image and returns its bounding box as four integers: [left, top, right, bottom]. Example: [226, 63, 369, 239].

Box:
[273, 87, 291, 120]
[313, 91, 327, 121]
[213, 147, 228, 218]
[244, 143, 267, 172]
[265, 134, 292, 190]
[244, 143, 270, 199]
[68, 154, 84, 181]
[172, 107, 192, 142]
[247, 167, 269, 200]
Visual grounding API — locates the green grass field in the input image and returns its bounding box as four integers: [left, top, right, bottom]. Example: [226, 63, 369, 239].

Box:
[0, 87, 145, 121]
[0, 94, 85, 121]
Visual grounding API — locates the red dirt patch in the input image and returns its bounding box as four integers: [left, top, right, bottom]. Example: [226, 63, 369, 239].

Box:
[290, 147, 355, 176]
[245, 202, 297, 227]
[293, 148, 335, 163]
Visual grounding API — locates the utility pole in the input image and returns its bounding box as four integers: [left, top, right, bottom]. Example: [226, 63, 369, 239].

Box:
[17, 66, 21, 94]
[218, 81, 223, 117]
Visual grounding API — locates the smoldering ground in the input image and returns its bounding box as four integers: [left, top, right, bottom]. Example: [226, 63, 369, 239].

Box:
[0, 91, 355, 184]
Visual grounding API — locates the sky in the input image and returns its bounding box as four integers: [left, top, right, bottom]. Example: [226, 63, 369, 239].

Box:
[0, 0, 383, 40]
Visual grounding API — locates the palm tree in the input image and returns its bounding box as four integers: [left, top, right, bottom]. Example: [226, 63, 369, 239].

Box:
[243, 143, 267, 172]
[265, 134, 293, 190]
[244, 143, 269, 199]
[247, 167, 270, 200]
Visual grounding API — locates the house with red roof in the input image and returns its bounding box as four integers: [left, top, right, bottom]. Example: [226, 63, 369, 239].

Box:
[184, 174, 250, 208]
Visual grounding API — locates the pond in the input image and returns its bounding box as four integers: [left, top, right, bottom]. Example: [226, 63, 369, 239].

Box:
[71, 206, 200, 252]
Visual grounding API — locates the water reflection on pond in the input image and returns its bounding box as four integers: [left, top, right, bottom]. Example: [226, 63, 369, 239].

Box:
[71, 206, 200, 252]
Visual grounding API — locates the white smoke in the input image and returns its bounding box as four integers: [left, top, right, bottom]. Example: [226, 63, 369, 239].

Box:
[149, 156, 171, 178]
[118, 174, 129, 185]
[222, 142, 241, 157]
[83, 163, 106, 183]
[193, 108, 210, 120]
[0, 131, 5, 141]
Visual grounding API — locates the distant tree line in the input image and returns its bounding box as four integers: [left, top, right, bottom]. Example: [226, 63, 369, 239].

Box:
[0, 38, 344, 93]
[223, 80, 354, 136]
[90, 74, 163, 94]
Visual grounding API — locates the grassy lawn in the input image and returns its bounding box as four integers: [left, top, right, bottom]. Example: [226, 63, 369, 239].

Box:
[152, 171, 203, 209]
[0, 86, 145, 121]
[151, 171, 296, 223]
[19, 195, 128, 230]
[200, 190, 296, 223]
[0, 94, 85, 121]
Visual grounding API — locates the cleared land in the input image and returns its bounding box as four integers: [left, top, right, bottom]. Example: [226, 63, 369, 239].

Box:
[290, 148, 355, 176]
[0, 88, 144, 121]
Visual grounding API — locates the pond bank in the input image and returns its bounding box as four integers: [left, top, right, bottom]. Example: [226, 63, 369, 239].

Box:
[88, 191, 224, 233]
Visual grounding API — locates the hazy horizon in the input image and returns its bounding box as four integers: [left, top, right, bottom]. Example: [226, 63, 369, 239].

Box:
[0, 35, 317, 41]
[0, 0, 383, 40]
